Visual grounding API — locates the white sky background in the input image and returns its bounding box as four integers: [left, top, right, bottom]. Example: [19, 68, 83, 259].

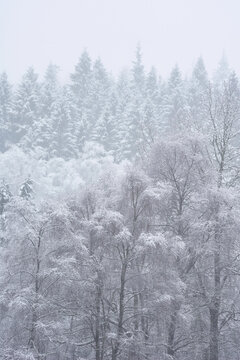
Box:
[0, 0, 239, 82]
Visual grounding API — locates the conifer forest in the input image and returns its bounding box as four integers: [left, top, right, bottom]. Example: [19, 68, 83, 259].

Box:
[1, 7, 240, 360]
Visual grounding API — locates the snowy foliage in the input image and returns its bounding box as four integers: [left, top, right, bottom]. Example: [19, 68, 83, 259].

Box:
[1, 50, 240, 360]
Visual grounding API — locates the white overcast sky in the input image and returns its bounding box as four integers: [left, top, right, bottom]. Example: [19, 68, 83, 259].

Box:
[0, 0, 239, 82]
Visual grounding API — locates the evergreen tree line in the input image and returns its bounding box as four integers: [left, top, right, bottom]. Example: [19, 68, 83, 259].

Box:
[0, 47, 235, 161]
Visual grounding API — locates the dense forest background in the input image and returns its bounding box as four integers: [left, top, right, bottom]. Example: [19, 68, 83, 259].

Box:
[1, 48, 240, 360]
[1, 47, 232, 160]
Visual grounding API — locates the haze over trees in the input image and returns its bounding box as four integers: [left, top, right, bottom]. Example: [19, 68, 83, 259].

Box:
[1, 48, 240, 360]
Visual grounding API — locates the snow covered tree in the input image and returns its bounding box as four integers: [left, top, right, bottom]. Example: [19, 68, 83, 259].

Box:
[40, 63, 60, 118]
[0, 197, 79, 359]
[27, 64, 61, 155]
[50, 85, 78, 158]
[188, 57, 208, 130]
[90, 58, 111, 125]
[0, 179, 11, 215]
[200, 72, 240, 360]
[147, 135, 211, 359]
[213, 54, 231, 89]
[71, 50, 92, 106]
[0, 73, 13, 151]
[12, 67, 40, 147]
[70, 51, 94, 148]
[92, 91, 118, 153]
[114, 70, 132, 160]
[19, 178, 34, 200]
[161, 65, 189, 133]
[131, 44, 145, 95]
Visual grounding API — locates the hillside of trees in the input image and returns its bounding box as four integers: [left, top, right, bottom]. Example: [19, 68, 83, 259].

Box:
[1, 48, 240, 360]
[0, 47, 232, 161]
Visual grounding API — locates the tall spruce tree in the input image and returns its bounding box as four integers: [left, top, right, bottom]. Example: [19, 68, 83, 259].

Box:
[70, 51, 92, 148]
[30, 64, 60, 155]
[0, 73, 12, 151]
[161, 65, 189, 132]
[12, 67, 40, 147]
[188, 57, 208, 130]
[50, 86, 78, 159]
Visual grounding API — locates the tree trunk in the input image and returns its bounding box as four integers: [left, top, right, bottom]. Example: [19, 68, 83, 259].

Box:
[209, 248, 220, 360]
[29, 232, 42, 360]
[209, 307, 219, 360]
[139, 291, 149, 342]
[95, 270, 103, 360]
[167, 306, 179, 357]
[112, 259, 127, 360]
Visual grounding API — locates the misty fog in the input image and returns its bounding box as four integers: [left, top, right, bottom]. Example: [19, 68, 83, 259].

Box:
[1, 1, 240, 360]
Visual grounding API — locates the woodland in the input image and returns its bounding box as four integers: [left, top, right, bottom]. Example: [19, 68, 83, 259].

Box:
[0, 48, 240, 360]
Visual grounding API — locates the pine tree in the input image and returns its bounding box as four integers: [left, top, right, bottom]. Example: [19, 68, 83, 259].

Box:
[139, 67, 162, 146]
[31, 64, 60, 155]
[115, 70, 132, 160]
[50, 86, 78, 159]
[19, 178, 34, 200]
[161, 65, 189, 132]
[122, 45, 146, 159]
[139, 96, 158, 147]
[0, 73, 13, 151]
[40, 63, 59, 118]
[131, 44, 145, 95]
[214, 53, 231, 88]
[188, 57, 208, 130]
[12, 67, 40, 146]
[70, 50, 92, 108]
[92, 91, 118, 153]
[89, 58, 111, 137]
[70, 51, 93, 149]
[146, 67, 158, 101]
